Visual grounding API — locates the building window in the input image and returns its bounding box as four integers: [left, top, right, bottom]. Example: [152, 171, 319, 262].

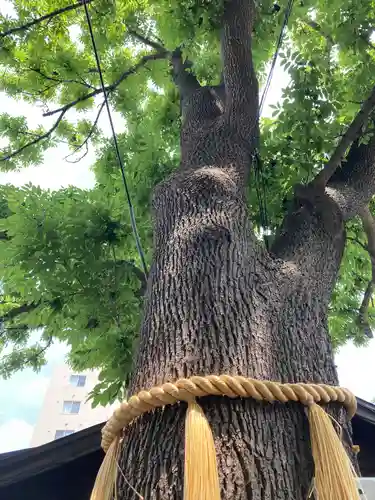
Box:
[54, 430, 74, 440]
[63, 400, 81, 414]
[69, 374, 86, 387]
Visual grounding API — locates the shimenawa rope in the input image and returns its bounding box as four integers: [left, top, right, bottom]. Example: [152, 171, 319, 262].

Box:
[91, 374, 359, 500]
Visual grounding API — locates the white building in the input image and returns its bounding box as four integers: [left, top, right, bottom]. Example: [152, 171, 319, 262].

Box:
[30, 364, 113, 446]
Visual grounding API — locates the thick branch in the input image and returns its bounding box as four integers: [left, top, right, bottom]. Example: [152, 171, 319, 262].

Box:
[44, 51, 167, 117]
[0, 109, 67, 162]
[272, 92, 375, 335]
[170, 48, 201, 107]
[221, 0, 258, 133]
[0, 1, 91, 38]
[357, 206, 375, 338]
[271, 188, 345, 304]
[0, 302, 40, 322]
[312, 84, 375, 188]
[271, 126, 375, 325]
[326, 130, 375, 219]
[127, 29, 166, 53]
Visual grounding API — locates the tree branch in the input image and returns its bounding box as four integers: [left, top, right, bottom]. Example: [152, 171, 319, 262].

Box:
[221, 0, 258, 135]
[170, 48, 201, 108]
[0, 108, 67, 162]
[127, 29, 166, 53]
[0, 52, 167, 162]
[357, 206, 375, 338]
[0, 298, 100, 331]
[312, 84, 375, 188]
[305, 21, 335, 46]
[0, 1, 91, 38]
[109, 259, 147, 295]
[29, 67, 96, 90]
[30, 336, 53, 360]
[346, 236, 368, 253]
[306, 20, 375, 52]
[326, 128, 375, 220]
[43, 51, 167, 117]
[0, 302, 40, 322]
[64, 100, 105, 161]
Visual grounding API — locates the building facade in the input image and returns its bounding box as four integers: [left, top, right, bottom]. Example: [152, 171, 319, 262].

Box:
[30, 364, 113, 446]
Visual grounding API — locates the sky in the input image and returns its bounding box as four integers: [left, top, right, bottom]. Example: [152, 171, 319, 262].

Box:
[0, 1, 374, 455]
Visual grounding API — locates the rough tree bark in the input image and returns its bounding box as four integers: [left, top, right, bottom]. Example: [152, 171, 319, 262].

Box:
[117, 1, 375, 499]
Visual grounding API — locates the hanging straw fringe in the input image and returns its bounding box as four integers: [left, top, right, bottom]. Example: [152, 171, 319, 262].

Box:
[308, 403, 360, 500]
[184, 400, 220, 500]
[94, 375, 358, 500]
[90, 434, 120, 500]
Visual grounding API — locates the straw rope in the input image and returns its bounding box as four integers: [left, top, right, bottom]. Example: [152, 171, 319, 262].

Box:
[101, 374, 357, 452]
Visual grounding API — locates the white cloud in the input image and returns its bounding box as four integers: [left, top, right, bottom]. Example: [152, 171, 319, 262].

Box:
[0, 341, 68, 428]
[16, 376, 50, 407]
[0, 419, 33, 453]
[0, 0, 16, 17]
[336, 339, 375, 402]
[0, 150, 96, 190]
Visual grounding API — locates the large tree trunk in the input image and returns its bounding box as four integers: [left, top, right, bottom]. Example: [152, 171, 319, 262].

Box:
[117, 110, 344, 499]
[116, 1, 375, 498]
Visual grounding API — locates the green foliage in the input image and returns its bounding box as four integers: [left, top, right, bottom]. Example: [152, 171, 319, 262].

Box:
[0, 0, 375, 405]
[0, 182, 145, 402]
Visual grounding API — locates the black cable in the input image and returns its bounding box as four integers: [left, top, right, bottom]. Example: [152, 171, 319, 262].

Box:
[83, 1, 148, 278]
[255, 0, 294, 236]
[259, 0, 294, 116]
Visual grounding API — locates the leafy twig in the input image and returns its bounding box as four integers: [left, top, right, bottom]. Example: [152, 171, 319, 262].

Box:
[43, 51, 167, 117]
[306, 20, 375, 51]
[29, 67, 96, 90]
[0, 49, 167, 164]
[0, 1, 92, 38]
[64, 100, 105, 161]
[65, 142, 89, 163]
[0, 108, 67, 162]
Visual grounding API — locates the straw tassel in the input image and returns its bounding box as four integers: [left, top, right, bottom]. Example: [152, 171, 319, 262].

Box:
[184, 400, 220, 500]
[90, 434, 120, 500]
[308, 403, 360, 500]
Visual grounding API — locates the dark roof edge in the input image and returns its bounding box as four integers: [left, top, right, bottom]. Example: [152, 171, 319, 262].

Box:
[0, 422, 104, 488]
[356, 397, 375, 425]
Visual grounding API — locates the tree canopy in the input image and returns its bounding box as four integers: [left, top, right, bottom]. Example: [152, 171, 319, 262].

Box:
[0, 0, 375, 406]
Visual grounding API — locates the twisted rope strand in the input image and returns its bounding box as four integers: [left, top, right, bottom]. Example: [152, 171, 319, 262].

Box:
[101, 374, 357, 452]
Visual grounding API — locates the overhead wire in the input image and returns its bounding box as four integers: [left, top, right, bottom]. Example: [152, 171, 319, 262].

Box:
[259, 0, 295, 116]
[254, 0, 295, 238]
[83, 0, 148, 278]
